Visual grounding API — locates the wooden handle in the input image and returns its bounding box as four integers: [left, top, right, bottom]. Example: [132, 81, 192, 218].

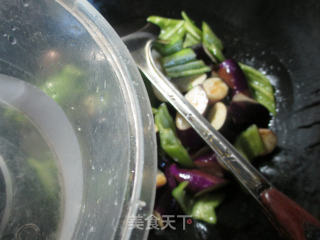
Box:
[260, 187, 320, 240]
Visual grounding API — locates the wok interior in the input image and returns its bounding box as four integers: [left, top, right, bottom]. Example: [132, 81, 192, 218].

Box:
[95, 0, 320, 239]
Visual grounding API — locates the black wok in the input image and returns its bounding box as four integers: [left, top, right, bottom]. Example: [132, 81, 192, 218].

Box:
[92, 0, 320, 239]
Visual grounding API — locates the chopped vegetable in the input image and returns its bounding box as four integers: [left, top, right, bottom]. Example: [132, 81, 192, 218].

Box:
[155, 104, 193, 167]
[157, 169, 167, 188]
[202, 77, 229, 103]
[169, 164, 227, 194]
[218, 59, 251, 96]
[207, 102, 228, 130]
[181, 11, 202, 42]
[155, 103, 176, 132]
[202, 21, 223, 51]
[153, 37, 184, 56]
[203, 43, 225, 62]
[259, 128, 277, 155]
[174, 86, 209, 150]
[175, 85, 209, 131]
[172, 181, 193, 213]
[172, 181, 224, 224]
[175, 112, 191, 131]
[234, 124, 266, 160]
[191, 193, 224, 224]
[177, 126, 205, 151]
[147, 16, 185, 41]
[162, 48, 197, 67]
[164, 164, 178, 189]
[202, 21, 225, 62]
[193, 152, 224, 177]
[41, 65, 84, 105]
[229, 93, 270, 130]
[239, 63, 276, 115]
[184, 85, 209, 115]
[174, 74, 207, 93]
[183, 32, 200, 48]
[165, 60, 211, 78]
[28, 157, 59, 198]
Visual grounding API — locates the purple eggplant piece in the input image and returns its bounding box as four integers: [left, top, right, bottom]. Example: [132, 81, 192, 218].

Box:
[164, 164, 177, 189]
[206, 102, 238, 142]
[177, 127, 205, 151]
[259, 128, 278, 155]
[229, 93, 270, 130]
[169, 164, 227, 195]
[193, 152, 225, 178]
[175, 86, 209, 150]
[218, 59, 251, 96]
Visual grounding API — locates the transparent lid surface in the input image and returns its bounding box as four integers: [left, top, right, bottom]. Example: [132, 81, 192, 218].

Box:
[0, 0, 156, 239]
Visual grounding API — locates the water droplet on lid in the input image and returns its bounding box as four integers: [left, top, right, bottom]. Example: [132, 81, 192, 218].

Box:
[11, 26, 17, 31]
[77, 127, 82, 132]
[8, 35, 17, 45]
[21, 0, 31, 7]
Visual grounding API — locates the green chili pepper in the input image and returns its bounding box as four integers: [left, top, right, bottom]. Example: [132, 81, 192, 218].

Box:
[191, 192, 224, 224]
[172, 181, 224, 224]
[147, 16, 185, 41]
[181, 11, 202, 42]
[161, 48, 197, 68]
[204, 44, 226, 62]
[183, 33, 200, 48]
[153, 38, 183, 56]
[234, 124, 266, 160]
[154, 103, 176, 133]
[202, 22, 225, 63]
[202, 21, 223, 50]
[172, 181, 194, 213]
[165, 60, 211, 78]
[155, 104, 193, 167]
[239, 63, 276, 115]
[41, 65, 85, 106]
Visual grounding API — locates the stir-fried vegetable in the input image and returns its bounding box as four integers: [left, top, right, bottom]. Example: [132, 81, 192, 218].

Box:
[162, 48, 197, 67]
[239, 63, 276, 115]
[234, 124, 266, 160]
[169, 163, 227, 194]
[148, 11, 277, 227]
[155, 104, 193, 167]
[172, 181, 224, 224]
[41, 65, 85, 105]
[165, 60, 211, 78]
[202, 22, 225, 62]
[218, 59, 251, 96]
[147, 16, 185, 41]
[193, 151, 224, 177]
[229, 93, 270, 131]
[181, 11, 202, 43]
